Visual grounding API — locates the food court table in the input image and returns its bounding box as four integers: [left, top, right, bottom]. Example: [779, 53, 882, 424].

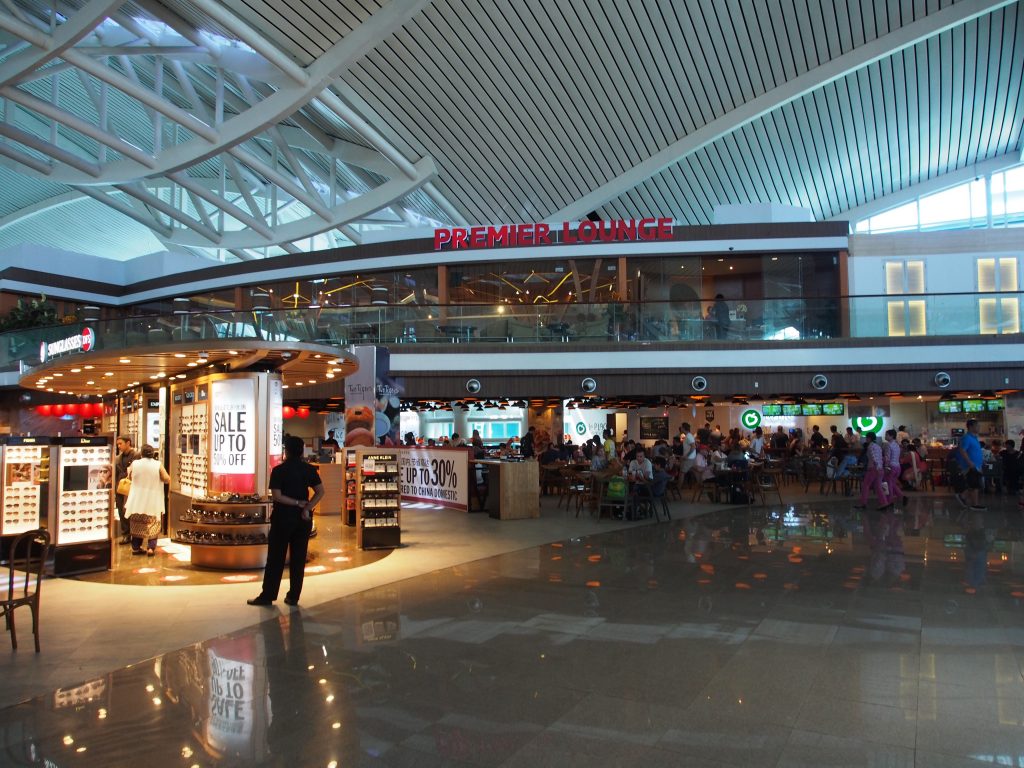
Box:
[476, 460, 539, 519]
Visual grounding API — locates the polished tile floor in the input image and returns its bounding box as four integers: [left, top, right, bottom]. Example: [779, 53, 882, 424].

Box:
[2, 490, 1024, 767]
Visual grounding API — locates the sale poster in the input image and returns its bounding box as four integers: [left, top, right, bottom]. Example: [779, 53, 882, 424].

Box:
[398, 447, 469, 511]
[210, 378, 256, 493]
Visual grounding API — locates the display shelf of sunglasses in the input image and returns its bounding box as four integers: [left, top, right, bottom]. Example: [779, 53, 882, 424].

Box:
[354, 449, 401, 550]
[55, 491, 111, 544]
[172, 498, 271, 569]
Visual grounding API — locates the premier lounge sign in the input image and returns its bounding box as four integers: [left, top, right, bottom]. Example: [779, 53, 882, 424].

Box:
[434, 217, 674, 251]
[39, 327, 94, 364]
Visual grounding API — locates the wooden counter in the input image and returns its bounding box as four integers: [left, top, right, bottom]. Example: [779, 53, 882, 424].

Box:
[313, 462, 344, 516]
[477, 460, 539, 520]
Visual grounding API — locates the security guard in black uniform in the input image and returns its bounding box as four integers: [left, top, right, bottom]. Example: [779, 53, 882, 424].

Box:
[248, 436, 324, 607]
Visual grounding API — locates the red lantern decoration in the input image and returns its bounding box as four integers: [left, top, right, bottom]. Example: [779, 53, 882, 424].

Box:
[65, 403, 80, 416]
[52, 404, 66, 417]
[296, 406, 310, 419]
[36, 404, 52, 416]
[282, 405, 295, 419]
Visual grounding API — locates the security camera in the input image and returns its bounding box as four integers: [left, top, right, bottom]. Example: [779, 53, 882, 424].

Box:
[465, 378, 482, 394]
[811, 374, 829, 391]
[581, 377, 598, 394]
[691, 375, 708, 392]
[934, 371, 951, 389]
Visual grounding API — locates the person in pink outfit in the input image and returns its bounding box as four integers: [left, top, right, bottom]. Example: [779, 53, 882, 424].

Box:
[854, 432, 892, 511]
[883, 429, 905, 506]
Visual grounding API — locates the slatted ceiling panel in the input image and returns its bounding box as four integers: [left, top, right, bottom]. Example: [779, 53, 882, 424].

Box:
[994, 6, 1024, 147]
[420, 6, 578, 209]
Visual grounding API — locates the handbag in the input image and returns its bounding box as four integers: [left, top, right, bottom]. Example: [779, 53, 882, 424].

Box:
[116, 477, 131, 496]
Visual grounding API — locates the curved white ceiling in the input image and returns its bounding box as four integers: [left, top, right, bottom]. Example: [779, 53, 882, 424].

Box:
[0, 0, 1020, 263]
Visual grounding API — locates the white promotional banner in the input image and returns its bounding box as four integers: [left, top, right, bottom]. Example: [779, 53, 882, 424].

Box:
[268, 376, 283, 458]
[210, 379, 255, 474]
[399, 447, 470, 511]
[564, 406, 608, 443]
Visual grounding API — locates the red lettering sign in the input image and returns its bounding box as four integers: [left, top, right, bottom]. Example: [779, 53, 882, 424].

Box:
[433, 219, 674, 250]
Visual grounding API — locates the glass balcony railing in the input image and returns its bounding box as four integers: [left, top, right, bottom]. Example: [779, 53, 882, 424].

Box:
[1, 293, 1020, 372]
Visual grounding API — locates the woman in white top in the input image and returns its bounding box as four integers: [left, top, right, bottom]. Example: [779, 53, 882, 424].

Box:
[125, 444, 170, 556]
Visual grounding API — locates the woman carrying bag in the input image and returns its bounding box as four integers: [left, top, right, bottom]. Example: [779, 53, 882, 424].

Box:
[124, 444, 169, 556]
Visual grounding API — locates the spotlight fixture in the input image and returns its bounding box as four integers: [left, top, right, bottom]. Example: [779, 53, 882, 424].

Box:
[197, 351, 209, 363]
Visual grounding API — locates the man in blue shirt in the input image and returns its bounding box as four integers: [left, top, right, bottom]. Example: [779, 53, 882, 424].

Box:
[956, 418, 986, 511]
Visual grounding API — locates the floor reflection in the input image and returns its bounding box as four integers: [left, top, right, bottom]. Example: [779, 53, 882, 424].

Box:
[4, 495, 1024, 766]
[73, 514, 390, 586]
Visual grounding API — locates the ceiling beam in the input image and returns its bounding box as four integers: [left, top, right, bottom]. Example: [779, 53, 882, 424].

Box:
[548, 0, 1018, 223]
[167, 157, 436, 248]
[38, 0, 433, 184]
[0, 0, 123, 87]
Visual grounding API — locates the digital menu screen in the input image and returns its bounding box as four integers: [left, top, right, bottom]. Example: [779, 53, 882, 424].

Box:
[801, 404, 822, 416]
[822, 403, 844, 415]
[938, 400, 962, 413]
[761, 404, 782, 416]
[782, 404, 802, 416]
[986, 398, 1005, 411]
[963, 399, 985, 412]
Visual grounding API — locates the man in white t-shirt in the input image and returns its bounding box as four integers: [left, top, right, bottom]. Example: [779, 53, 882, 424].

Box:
[679, 422, 697, 474]
[627, 447, 654, 482]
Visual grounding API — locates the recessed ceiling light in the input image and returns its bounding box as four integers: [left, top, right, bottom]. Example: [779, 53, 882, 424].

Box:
[282, 385, 289, 389]
[187, 362, 198, 367]
[173, 353, 186, 358]
[70, 368, 81, 373]
[325, 373, 334, 379]
[107, 388, 116, 393]
[103, 372, 113, 377]
[86, 380, 95, 385]
[228, 350, 237, 355]
[308, 380, 316, 384]
[84, 365, 94, 370]
[52, 373, 62, 377]
[156, 372, 166, 378]
[119, 358, 130, 363]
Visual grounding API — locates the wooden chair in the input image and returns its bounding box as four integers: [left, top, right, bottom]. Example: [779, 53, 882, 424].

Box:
[756, 466, 785, 506]
[2, 528, 51, 652]
[691, 473, 721, 504]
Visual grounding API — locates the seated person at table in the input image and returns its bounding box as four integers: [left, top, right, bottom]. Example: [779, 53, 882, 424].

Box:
[590, 446, 609, 472]
[692, 445, 714, 481]
[649, 457, 670, 496]
[809, 425, 828, 452]
[627, 447, 654, 482]
[539, 443, 561, 465]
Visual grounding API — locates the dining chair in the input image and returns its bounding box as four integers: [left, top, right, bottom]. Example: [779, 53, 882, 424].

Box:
[2, 528, 51, 652]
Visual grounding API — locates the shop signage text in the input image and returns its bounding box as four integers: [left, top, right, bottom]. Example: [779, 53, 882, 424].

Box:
[39, 327, 94, 363]
[210, 379, 255, 474]
[434, 217, 674, 251]
[399, 447, 469, 511]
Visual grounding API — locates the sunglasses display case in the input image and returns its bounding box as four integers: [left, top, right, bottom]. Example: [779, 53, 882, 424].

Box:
[51, 436, 114, 575]
[0, 436, 52, 540]
[173, 497, 272, 569]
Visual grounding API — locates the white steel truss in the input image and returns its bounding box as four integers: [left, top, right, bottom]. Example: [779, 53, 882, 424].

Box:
[0, 0, 449, 257]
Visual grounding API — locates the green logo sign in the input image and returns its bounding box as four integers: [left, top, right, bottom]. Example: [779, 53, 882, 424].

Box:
[741, 409, 761, 429]
[575, 422, 587, 435]
[852, 416, 883, 434]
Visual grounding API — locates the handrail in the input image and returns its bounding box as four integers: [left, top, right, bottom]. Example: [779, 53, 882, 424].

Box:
[2, 293, 1021, 371]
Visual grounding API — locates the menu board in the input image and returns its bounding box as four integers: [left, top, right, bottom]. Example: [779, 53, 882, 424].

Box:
[938, 400, 962, 413]
[782, 404, 802, 416]
[761, 404, 782, 417]
[963, 399, 985, 413]
[822, 403, 844, 416]
[639, 416, 669, 440]
[801, 404, 822, 416]
[986, 398, 1005, 411]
